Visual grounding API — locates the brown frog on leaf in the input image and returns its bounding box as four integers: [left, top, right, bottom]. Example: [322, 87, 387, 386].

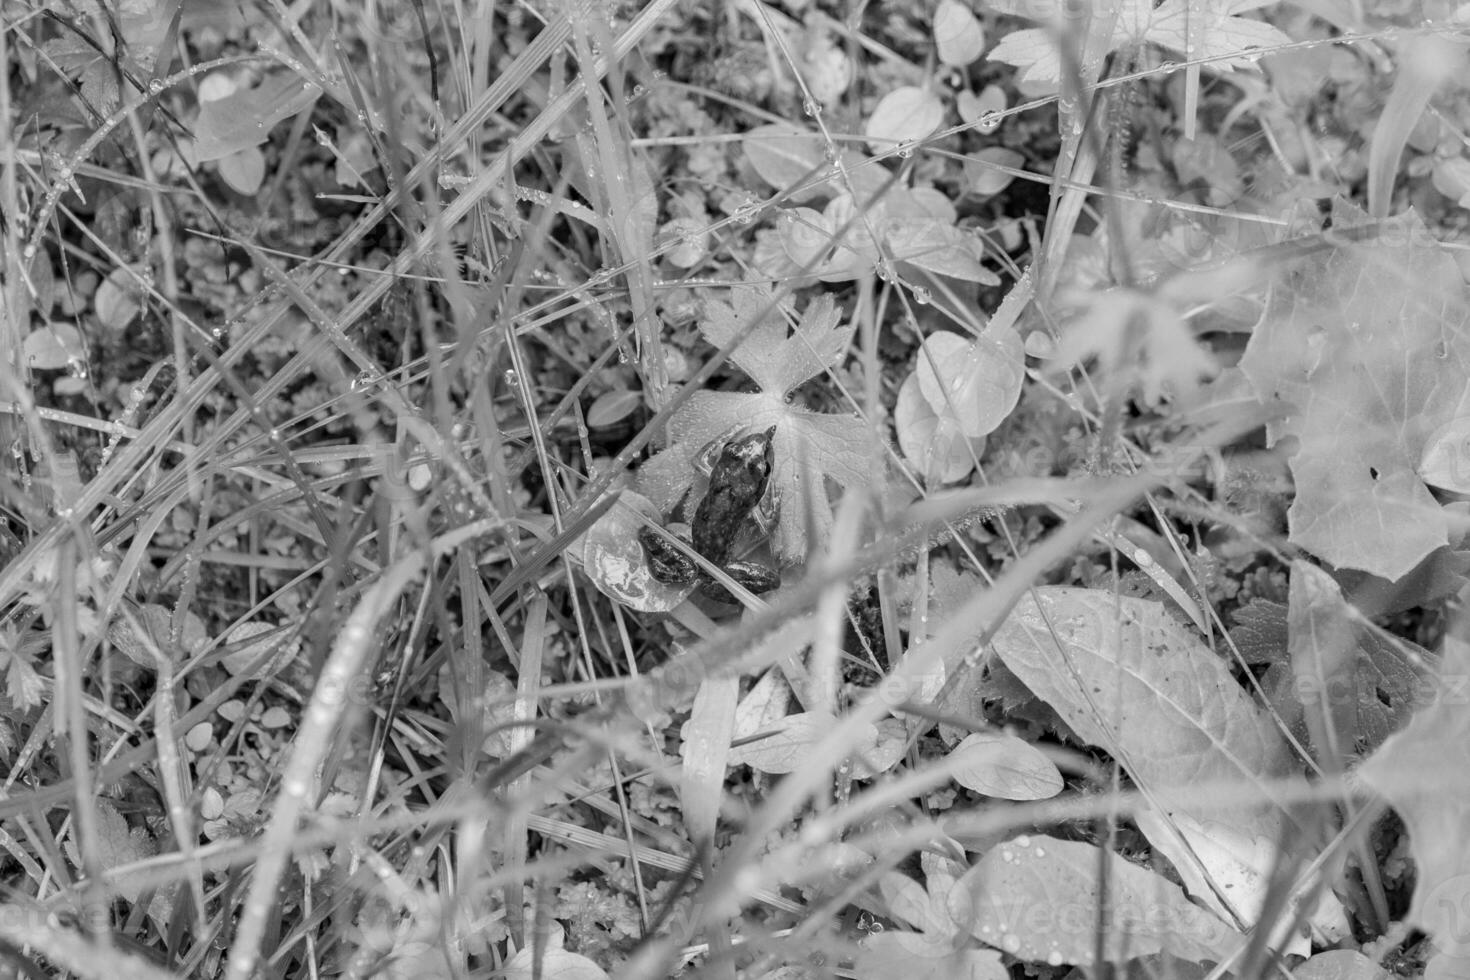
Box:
[639, 426, 781, 604]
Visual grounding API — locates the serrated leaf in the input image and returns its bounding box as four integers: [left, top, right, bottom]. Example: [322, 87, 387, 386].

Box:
[987, 0, 1289, 87]
[1240, 205, 1470, 579]
[638, 288, 876, 560]
[990, 587, 1303, 927]
[947, 730, 1063, 800]
[948, 835, 1244, 967]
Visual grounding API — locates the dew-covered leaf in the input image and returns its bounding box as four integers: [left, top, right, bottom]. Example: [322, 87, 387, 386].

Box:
[581, 491, 694, 612]
[948, 835, 1244, 967]
[727, 711, 877, 774]
[989, 587, 1304, 927]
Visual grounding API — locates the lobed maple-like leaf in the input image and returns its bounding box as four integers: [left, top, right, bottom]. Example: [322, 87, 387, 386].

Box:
[638, 287, 879, 562]
[1240, 204, 1470, 580]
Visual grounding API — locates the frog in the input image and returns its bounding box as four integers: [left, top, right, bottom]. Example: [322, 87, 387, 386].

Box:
[639, 425, 782, 604]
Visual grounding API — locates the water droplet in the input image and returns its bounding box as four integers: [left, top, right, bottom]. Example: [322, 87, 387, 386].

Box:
[149, 78, 164, 94]
[912, 286, 930, 305]
[896, 140, 914, 159]
[503, 369, 519, 387]
[1015, 835, 1031, 847]
[1034, 846, 1045, 857]
[977, 111, 1001, 133]
[802, 100, 818, 117]
[1046, 950, 1063, 966]
[1000, 849, 1015, 863]
[1001, 933, 1021, 953]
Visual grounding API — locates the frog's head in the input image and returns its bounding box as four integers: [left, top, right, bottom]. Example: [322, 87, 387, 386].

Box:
[721, 425, 776, 486]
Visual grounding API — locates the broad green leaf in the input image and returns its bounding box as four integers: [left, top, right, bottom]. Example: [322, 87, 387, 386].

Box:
[948, 835, 1244, 967]
[947, 730, 1063, 800]
[1240, 205, 1470, 579]
[990, 587, 1303, 928]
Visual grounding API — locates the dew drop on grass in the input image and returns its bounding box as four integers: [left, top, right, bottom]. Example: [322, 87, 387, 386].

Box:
[912, 286, 930, 305]
[503, 369, 519, 388]
[803, 100, 818, 117]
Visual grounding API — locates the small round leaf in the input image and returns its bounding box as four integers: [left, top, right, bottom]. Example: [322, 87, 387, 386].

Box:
[865, 86, 944, 153]
[24, 323, 83, 370]
[895, 373, 981, 484]
[934, 0, 986, 67]
[915, 328, 1025, 438]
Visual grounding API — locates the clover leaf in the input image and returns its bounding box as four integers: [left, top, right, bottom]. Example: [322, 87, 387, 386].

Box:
[638, 287, 879, 563]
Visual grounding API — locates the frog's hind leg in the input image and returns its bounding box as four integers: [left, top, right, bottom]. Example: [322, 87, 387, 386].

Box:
[639, 526, 698, 585]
